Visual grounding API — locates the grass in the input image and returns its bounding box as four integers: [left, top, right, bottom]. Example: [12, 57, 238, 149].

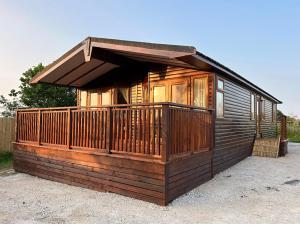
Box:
[287, 125, 300, 143]
[0, 152, 13, 170]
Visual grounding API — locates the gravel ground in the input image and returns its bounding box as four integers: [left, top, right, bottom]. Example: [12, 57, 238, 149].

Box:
[0, 143, 300, 223]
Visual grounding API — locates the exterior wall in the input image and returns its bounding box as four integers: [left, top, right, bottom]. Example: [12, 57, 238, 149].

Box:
[166, 151, 212, 202]
[213, 74, 277, 174]
[261, 99, 276, 138]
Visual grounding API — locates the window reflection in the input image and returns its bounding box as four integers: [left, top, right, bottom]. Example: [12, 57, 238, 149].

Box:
[194, 78, 207, 108]
[171, 84, 187, 104]
[153, 86, 166, 103]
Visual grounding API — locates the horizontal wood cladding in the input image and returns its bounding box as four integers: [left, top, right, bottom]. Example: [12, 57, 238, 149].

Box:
[14, 143, 167, 205]
[261, 99, 276, 138]
[166, 151, 212, 202]
[214, 76, 255, 174]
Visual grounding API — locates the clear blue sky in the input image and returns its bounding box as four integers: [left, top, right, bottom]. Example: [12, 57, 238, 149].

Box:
[0, 0, 299, 116]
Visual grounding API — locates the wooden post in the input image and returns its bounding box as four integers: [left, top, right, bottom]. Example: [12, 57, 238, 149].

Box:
[281, 115, 287, 140]
[67, 108, 71, 149]
[37, 110, 41, 145]
[106, 107, 113, 154]
[161, 105, 170, 163]
[15, 110, 18, 142]
[210, 110, 215, 178]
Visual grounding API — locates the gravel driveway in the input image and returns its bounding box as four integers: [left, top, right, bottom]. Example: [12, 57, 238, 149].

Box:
[1, 143, 300, 223]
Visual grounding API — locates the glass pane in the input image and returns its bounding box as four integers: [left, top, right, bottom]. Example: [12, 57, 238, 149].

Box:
[216, 91, 224, 118]
[80, 91, 87, 107]
[217, 79, 224, 90]
[153, 86, 166, 103]
[171, 84, 187, 104]
[90, 92, 98, 107]
[117, 88, 129, 104]
[194, 78, 207, 107]
[102, 91, 110, 105]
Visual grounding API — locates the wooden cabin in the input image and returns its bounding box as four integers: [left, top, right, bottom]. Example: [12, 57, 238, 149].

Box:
[13, 37, 287, 205]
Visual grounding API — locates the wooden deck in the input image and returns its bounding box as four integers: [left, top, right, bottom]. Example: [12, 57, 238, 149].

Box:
[13, 103, 214, 205]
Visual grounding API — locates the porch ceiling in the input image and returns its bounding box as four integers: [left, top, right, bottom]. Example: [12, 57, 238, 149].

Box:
[30, 37, 199, 87]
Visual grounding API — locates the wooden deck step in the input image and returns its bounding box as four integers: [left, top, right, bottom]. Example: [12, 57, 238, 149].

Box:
[252, 137, 280, 158]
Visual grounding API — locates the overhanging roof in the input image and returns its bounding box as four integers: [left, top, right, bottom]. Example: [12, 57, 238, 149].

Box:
[30, 37, 281, 103]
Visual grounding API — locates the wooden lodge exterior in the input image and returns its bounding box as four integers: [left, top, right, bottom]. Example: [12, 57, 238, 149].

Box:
[13, 37, 286, 205]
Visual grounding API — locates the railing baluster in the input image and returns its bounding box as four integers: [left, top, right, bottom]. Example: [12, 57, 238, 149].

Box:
[161, 105, 170, 162]
[67, 108, 71, 149]
[37, 110, 41, 145]
[106, 107, 112, 154]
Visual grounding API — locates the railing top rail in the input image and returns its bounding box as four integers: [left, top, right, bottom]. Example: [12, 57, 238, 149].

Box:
[15, 102, 214, 112]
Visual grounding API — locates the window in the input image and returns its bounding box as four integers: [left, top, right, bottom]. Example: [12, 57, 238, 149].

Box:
[101, 91, 111, 105]
[80, 91, 87, 107]
[153, 86, 166, 103]
[216, 79, 224, 118]
[193, 77, 207, 108]
[272, 103, 277, 122]
[251, 93, 255, 120]
[171, 83, 187, 104]
[90, 92, 98, 107]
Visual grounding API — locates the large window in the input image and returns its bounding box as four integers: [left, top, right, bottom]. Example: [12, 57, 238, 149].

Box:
[153, 86, 166, 103]
[90, 92, 98, 107]
[216, 79, 224, 118]
[193, 77, 207, 108]
[101, 91, 111, 106]
[171, 83, 187, 104]
[251, 93, 255, 120]
[80, 90, 87, 107]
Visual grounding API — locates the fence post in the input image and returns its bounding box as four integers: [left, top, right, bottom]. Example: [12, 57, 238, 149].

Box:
[67, 108, 71, 149]
[106, 107, 113, 154]
[161, 105, 170, 163]
[281, 115, 287, 140]
[15, 110, 18, 142]
[37, 110, 41, 145]
[210, 110, 215, 178]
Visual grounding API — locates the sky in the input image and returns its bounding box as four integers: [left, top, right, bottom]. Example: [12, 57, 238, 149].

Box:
[0, 0, 299, 116]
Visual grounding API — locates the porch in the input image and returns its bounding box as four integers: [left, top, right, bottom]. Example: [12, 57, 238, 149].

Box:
[14, 103, 214, 205]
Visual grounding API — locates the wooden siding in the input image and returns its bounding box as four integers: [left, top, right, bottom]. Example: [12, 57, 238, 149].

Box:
[0, 117, 15, 152]
[213, 75, 277, 174]
[14, 143, 166, 205]
[213, 76, 255, 174]
[166, 151, 212, 202]
[260, 99, 276, 138]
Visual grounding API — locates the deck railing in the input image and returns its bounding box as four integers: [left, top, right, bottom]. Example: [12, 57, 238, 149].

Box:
[15, 103, 214, 162]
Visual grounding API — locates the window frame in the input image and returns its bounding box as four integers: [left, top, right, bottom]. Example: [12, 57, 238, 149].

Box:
[216, 78, 224, 118]
[170, 82, 188, 105]
[192, 76, 208, 108]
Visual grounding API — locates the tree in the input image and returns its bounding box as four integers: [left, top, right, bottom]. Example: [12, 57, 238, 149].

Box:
[0, 63, 76, 117]
[0, 89, 22, 117]
[277, 109, 284, 120]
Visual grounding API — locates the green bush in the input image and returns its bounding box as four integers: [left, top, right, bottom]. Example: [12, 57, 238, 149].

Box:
[0, 152, 13, 170]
